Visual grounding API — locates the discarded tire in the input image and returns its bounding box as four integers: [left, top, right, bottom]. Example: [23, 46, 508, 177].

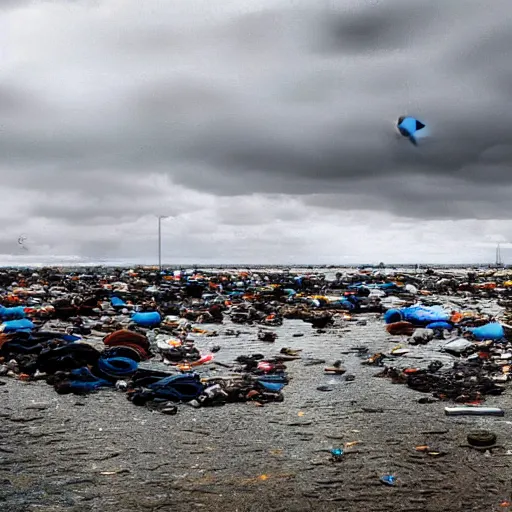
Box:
[467, 430, 497, 447]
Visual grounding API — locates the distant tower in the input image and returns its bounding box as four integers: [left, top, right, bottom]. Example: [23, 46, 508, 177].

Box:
[496, 243, 503, 267]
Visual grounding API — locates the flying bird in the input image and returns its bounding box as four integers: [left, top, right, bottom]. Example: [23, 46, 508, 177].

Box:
[397, 116, 426, 146]
[18, 235, 28, 251]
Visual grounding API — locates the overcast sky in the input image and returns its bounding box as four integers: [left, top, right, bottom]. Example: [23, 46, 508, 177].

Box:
[1, 0, 512, 265]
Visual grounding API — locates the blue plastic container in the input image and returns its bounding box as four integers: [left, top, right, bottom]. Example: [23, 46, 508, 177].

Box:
[468, 322, 504, 341]
[426, 321, 453, 330]
[131, 311, 161, 327]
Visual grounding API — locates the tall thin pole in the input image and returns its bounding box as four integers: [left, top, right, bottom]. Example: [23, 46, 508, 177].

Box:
[158, 216, 162, 271]
[497, 243, 502, 267]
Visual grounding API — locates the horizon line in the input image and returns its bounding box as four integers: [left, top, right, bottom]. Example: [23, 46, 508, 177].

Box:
[0, 262, 507, 269]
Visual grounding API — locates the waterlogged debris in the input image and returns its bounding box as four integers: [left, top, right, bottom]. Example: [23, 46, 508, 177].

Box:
[418, 397, 439, 404]
[258, 330, 277, 342]
[445, 407, 505, 417]
[443, 338, 474, 356]
[330, 448, 344, 462]
[415, 445, 448, 457]
[161, 405, 178, 415]
[362, 353, 385, 366]
[467, 430, 497, 448]
[324, 367, 346, 375]
[390, 345, 410, 356]
[349, 346, 369, 355]
[426, 450, 448, 457]
[377, 360, 507, 403]
[428, 361, 444, 373]
[409, 328, 434, 346]
[303, 359, 326, 367]
[380, 474, 397, 486]
[386, 322, 415, 336]
[100, 469, 130, 475]
[280, 348, 302, 357]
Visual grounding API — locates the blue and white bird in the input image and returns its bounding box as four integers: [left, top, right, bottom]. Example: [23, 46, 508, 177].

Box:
[397, 116, 426, 146]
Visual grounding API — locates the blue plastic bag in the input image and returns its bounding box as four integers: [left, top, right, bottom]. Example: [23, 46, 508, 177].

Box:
[339, 299, 355, 310]
[257, 381, 285, 392]
[0, 306, 26, 320]
[2, 318, 34, 333]
[148, 373, 204, 401]
[385, 306, 450, 326]
[111, 296, 127, 307]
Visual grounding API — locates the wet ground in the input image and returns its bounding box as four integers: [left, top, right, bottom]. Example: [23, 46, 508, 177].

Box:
[1, 313, 511, 512]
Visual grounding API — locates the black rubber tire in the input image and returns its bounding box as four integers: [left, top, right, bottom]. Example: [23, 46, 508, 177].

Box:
[467, 430, 497, 447]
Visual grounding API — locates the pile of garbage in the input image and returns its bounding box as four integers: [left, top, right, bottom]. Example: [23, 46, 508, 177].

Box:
[2, 265, 512, 413]
[374, 303, 511, 403]
[0, 324, 292, 411]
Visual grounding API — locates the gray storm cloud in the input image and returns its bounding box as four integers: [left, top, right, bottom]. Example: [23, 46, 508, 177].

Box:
[1, 0, 512, 263]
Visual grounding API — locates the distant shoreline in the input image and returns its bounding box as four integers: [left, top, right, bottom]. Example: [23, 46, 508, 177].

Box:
[0, 263, 507, 271]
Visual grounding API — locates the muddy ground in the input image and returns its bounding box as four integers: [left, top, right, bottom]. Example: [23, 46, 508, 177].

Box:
[1, 313, 511, 512]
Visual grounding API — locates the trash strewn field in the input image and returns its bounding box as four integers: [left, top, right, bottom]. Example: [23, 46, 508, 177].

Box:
[1, 266, 512, 512]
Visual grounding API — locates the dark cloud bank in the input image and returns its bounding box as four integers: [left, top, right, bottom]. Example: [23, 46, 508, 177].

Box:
[1, 0, 511, 262]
